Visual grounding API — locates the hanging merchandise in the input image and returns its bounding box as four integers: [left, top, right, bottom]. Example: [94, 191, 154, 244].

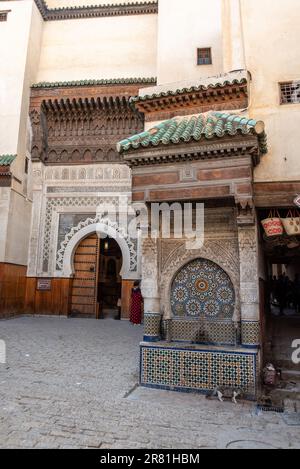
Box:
[261, 210, 284, 237]
[281, 209, 300, 236]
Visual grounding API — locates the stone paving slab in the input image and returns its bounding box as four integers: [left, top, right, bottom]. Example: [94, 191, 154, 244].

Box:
[0, 317, 299, 449]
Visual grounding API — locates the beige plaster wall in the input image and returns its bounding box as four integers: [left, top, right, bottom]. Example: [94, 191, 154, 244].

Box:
[0, 188, 11, 263]
[0, 1, 43, 265]
[156, 0, 223, 85]
[0, 1, 33, 156]
[0, 0, 42, 176]
[36, 14, 157, 82]
[239, 0, 300, 182]
[5, 191, 32, 266]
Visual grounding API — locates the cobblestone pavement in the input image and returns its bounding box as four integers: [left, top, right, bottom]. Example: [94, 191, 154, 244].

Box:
[0, 317, 299, 449]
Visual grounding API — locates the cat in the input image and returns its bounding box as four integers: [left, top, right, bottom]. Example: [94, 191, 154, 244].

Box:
[206, 387, 244, 404]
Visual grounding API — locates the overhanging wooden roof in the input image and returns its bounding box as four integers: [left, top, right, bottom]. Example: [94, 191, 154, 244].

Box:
[34, 0, 158, 21]
[130, 71, 249, 120]
[30, 78, 156, 112]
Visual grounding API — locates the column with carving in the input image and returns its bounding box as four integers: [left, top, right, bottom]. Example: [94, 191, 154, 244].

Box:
[141, 237, 161, 342]
[27, 162, 44, 277]
[237, 211, 261, 348]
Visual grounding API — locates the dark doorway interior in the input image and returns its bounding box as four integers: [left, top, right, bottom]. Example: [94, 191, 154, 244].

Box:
[265, 256, 300, 371]
[261, 256, 300, 404]
[97, 237, 122, 319]
[257, 211, 300, 403]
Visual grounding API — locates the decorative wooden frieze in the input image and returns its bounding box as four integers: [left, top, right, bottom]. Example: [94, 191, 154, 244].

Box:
[30, 93, 144, 165]
[130, 153, 255, 206]
[123, 136, 260, 168]
[254, 181, 300, 208]
[29, 80, 156, 110]
[30, 109, 48, 163]
[34, 0, 158, 21]
[0, 10, 11, 22]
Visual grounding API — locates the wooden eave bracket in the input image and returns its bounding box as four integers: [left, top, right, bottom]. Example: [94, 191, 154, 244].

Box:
[34, 0, 158, 21]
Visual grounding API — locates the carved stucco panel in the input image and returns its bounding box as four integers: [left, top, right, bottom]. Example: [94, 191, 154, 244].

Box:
[238, 226, 260, 321]
[141, 238, 159, 301]
[28, 162, 135, 277]
[238, 226, 258, 283]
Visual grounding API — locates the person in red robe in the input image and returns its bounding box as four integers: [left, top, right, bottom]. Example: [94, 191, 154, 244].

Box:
[130, 281, 143, 325]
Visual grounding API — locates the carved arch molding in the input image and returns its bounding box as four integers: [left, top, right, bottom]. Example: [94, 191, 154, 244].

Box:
[62, 218, 140, 280]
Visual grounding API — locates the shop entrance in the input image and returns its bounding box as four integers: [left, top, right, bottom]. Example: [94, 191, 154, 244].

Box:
[264, 254, 300, 371]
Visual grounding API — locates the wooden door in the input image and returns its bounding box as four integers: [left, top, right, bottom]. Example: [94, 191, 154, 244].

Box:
[70, 234, 100, 318]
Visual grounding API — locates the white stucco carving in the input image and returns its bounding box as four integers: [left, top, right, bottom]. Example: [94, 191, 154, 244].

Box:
[27, 162, 141, 279]
[237, 225, 260, 321]
[62, 221, 139, 280]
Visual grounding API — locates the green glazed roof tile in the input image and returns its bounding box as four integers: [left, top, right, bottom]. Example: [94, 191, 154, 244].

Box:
[117, 112, 268, 154]
[31, 77, 156, 89]
[0, 154, 16, 166]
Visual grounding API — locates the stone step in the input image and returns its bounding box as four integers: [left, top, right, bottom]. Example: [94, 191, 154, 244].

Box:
[269, 359, 300, 371]
[275, 385, 300, 395]
[284, 398, 299, 413]
[270, 370, 300, 407]
[281, 369, 300, 381]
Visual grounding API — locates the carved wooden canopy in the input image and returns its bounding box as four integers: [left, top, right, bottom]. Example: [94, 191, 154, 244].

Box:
[29, 81, 152, 165]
